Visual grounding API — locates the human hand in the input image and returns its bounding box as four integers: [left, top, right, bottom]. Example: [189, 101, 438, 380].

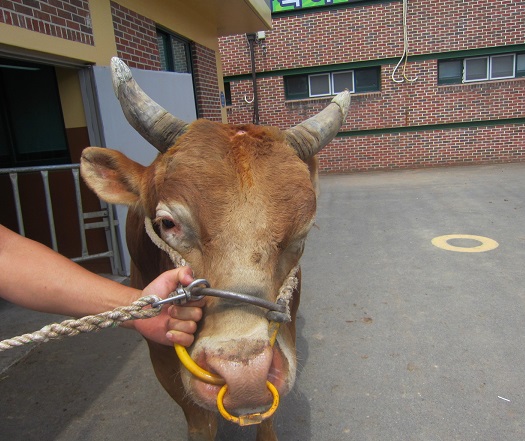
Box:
[132, 266, 204, 346]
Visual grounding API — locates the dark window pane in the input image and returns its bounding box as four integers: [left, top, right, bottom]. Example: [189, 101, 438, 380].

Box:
[157, 29, 191, 73]
[0, 112, 10, 160]
[309, 73, 330, 96]
[355, 67, 380, 92]
[224, 82, 232, 106]
[490, 54, 514, 79]
[284, 75, 308, 99]
[438, 60, 462, 84]
[464, 57, 488, 82]
[517, 53, 525, 77]
[0, 59, 68, 167]
[157, 31, 170, 71]
[332, 71, 354, 93]
[170, 36, 191, 73]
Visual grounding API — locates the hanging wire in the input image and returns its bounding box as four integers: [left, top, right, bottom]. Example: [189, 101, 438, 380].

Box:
[391, 0, 418, 83]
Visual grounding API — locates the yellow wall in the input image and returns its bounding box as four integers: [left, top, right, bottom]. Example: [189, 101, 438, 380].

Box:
[55, 68, 87, 129]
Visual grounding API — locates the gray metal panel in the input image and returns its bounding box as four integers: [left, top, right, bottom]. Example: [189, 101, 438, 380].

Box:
[89, 66, 197, 275]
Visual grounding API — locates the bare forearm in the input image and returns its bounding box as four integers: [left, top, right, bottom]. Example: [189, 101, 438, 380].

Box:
[0, 225, 203, 346]
[0, 225, 137, 317]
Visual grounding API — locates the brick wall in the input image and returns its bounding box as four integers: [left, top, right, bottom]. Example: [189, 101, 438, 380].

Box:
[319, 124, 525, 173]
[191, 42, 222, 122]
[220, 0, 525, 76]
[109, 3, 221, 121]
[227, 66, 525, 131]
[110, 1, 160, 70]
[0, 0, 93, 45]
[219, 0, 525, 172]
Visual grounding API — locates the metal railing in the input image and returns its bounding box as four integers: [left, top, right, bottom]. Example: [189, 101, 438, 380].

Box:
[0, 164, 123, 275]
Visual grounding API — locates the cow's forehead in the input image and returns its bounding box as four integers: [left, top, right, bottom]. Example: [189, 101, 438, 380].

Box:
[150, 120, 316, 236]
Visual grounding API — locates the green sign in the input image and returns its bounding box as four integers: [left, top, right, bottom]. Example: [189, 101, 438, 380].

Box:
[272, 0, 354, 13]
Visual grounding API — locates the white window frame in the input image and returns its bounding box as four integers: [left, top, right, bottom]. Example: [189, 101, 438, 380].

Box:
[308, 73, 331, 97]
[463, 56, 489, 83]
[462, 53, 518, 83]
[331, 70, 355, 94]
[308, 70, 357, 97]
[490, 53, 516, 80]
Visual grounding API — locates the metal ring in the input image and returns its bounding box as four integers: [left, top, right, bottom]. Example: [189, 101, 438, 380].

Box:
[217, 381, 280, 426]
[185, 278, 210, 301]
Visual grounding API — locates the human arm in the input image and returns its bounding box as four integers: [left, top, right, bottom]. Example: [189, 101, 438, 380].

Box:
[0, 224, 202, 346]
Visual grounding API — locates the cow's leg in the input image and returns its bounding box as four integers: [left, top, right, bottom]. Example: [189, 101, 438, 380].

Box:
[182, 402, 218, 441]
[146, 341, 218, 441]
[256, 418, 278, 441]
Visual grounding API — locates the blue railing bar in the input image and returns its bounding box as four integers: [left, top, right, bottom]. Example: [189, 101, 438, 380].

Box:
[83, 210, 108, 219]
[40, 170, 58, 252]
[107, 204, 122, 275]
[71, 251, 114, 263]
[0, 164, 80, 174]
[72, 168, 89, 258]
[8, 173, 25, 236]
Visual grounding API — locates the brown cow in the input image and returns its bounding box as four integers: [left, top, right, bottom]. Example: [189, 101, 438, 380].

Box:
[80, 58, 350, 441]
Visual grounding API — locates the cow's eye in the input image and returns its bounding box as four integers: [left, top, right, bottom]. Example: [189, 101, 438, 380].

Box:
[162, 219, 176, 229]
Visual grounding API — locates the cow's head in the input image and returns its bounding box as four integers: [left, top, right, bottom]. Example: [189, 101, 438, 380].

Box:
[81, 58, 350, 417]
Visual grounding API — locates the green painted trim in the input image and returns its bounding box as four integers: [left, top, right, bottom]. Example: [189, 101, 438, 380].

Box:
[225, 58, 398, 82]
[223, 43, 525, 83]
[271, 0, 396, 17]
[336, 118, 525, 138]
[418, 44, 525, 62]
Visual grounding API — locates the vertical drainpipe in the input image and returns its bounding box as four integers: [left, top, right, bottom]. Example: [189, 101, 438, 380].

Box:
[246, 33, 259, 125]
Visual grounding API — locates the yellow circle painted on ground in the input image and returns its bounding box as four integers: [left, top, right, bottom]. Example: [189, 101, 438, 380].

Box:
[431, 234, 499, 253]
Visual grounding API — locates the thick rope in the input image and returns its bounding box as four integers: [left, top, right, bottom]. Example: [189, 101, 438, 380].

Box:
[392, 0, 418, 83]
[267, 266, 298, 323]
[0, 295, 161, 352]
[145, 217, 186, 267]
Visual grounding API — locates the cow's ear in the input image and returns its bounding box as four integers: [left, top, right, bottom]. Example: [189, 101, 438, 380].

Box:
[80, 147, 145, 205]
[306, 156, 320, 199]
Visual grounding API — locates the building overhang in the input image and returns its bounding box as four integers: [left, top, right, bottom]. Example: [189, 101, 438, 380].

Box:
[202, 0, 272, 36]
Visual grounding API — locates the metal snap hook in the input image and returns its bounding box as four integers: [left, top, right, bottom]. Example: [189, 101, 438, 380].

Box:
[151, 278, 210, 308]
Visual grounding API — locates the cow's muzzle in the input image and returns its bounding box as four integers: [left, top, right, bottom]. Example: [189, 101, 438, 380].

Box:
[176, 321, 282, 426]
[153, 279, 286, 425]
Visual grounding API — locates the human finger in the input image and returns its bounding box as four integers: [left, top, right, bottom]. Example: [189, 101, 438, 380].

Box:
[142, 266, 194, 299]
[168, 304, 203, 322]
[168, 318, 198, 334]
[166, 330, 196, 347]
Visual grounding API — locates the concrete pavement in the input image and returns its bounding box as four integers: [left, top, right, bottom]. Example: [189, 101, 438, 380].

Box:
[1, 163, 524, 440]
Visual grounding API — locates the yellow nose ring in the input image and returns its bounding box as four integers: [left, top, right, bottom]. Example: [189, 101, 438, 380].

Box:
[174, 321, 281, 425]
[217, 380, 280, 426]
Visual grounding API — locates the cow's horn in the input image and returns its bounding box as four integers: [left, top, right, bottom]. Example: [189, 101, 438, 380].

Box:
[110, 57, 188, 153]
[285, 90, 351, 160]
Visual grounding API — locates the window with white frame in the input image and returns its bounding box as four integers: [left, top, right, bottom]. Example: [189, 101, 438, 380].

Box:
[464, 57, 489, 82]
[490, 54, 515, 79]
[439, 52, 522, 84]
[309, 73, 331, 97]
[284, 66, 379, 99]
[332, 71, 354, 93]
